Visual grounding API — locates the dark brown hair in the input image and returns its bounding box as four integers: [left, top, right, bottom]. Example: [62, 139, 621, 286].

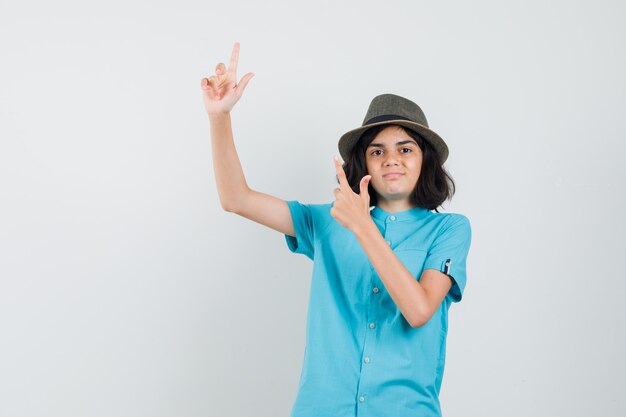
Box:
[340, 124, 455, 212]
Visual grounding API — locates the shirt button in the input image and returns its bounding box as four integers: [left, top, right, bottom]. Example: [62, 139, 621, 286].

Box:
[359, 395, 366, 403]
[386, 240, 392, 246]
[364, 357, 371, 364]
[389, 215, 396, 221]
[369, 322, 376, 329]
[372, 287, 379, 294]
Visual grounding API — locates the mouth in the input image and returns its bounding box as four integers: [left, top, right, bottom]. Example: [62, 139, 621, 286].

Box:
[382, 173, 404, 179]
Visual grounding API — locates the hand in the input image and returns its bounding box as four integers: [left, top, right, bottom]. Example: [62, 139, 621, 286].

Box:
[330, 155, 373, 233]
[201, 42, 255, 116]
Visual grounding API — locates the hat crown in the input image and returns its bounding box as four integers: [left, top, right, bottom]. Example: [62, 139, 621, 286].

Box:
[337, 93, 448, 164]
[362, 94, 429, 128]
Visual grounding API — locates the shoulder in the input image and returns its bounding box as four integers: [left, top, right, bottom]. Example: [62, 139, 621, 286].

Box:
[288, 201, 333, 217]
[428, 210, 470, 226]
[286, 200, 331, 211]
[287, 200, 335, 226]
[309, 202, 333, 213]
[445, 212, 471, 227]
[288, 202, 337, 243]
[426, 211, 471, 240]
[308, 203, 335, 228]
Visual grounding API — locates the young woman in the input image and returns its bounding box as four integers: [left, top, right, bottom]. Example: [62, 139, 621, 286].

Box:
[201, 43, 472, 417]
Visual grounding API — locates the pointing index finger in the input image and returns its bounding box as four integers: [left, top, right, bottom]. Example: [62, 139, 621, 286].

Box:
[334, 156, 350, 189]
[229, 42, 240, 74]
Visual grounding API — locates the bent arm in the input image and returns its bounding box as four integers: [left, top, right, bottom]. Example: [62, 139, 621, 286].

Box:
[330, 156, 450, 327]
[352, 220, 452, 328]
[209, 113, 295, 237]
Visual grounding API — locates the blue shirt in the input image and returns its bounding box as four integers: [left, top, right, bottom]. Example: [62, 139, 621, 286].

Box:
[284, 200, 472, 417]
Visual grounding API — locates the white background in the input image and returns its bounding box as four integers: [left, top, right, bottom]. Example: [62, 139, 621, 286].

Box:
[1, 0, 625, 416]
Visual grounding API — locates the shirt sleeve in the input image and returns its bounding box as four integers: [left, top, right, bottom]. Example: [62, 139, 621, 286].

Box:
[284, 200, 315, 260]
[423, 214, 472, 303]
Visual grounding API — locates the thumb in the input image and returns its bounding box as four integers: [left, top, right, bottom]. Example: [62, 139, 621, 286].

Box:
[359, 175, 372, 197]
[235, 72, 255, 97]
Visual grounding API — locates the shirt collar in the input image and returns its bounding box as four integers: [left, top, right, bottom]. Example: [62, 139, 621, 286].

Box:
[370, 205, 431, 222]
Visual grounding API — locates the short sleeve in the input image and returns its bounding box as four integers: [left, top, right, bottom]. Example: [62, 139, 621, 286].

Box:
[284, 200, 315, 260]
[423, 214, 472, 303]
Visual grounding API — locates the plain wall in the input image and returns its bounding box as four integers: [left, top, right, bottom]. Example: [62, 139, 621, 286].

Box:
[1, 0, 625, 416]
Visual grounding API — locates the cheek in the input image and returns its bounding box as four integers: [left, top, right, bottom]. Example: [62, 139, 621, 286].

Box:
[410, 157, 423, 174]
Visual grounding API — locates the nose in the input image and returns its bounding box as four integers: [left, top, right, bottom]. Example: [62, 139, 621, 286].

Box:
[383, 151, 400, 166]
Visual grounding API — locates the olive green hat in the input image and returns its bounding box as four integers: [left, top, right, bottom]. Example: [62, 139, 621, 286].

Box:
[338, 93, 449, 163]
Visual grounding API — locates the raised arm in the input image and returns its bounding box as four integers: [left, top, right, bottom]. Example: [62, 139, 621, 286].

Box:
[201, 43, 295, 237]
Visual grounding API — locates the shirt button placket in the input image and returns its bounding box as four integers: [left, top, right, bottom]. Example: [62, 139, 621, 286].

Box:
[358, 274, 380, 412]
[384, 216, 396, 246]
[358, 214, 397, 411]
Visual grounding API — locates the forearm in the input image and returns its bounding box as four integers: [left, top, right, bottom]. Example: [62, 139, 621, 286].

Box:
[353, 220, 429, 328]
[208, 113, 251, 211]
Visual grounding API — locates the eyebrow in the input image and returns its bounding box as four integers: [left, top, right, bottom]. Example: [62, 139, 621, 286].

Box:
[367, 140, 417, 148]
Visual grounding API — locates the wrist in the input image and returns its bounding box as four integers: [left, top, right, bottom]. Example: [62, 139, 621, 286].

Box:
[352, 216, 377, 240]
[208, 112, 231, 123]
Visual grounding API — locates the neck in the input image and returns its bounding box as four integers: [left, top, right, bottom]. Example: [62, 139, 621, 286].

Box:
[376, 198, 415, 213]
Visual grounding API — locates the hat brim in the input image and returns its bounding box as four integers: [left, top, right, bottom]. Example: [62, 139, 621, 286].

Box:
[338, 120, 449, 164]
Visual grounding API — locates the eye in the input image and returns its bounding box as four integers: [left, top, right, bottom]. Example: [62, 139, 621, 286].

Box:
[370, 149, 383, 156]
[400, 147, 412, 153]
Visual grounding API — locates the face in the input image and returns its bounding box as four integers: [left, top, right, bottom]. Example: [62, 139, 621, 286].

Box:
[365, 125, 423, 205]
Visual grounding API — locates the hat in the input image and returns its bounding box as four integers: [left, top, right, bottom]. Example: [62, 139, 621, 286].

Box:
[338, 93, 449, 163]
